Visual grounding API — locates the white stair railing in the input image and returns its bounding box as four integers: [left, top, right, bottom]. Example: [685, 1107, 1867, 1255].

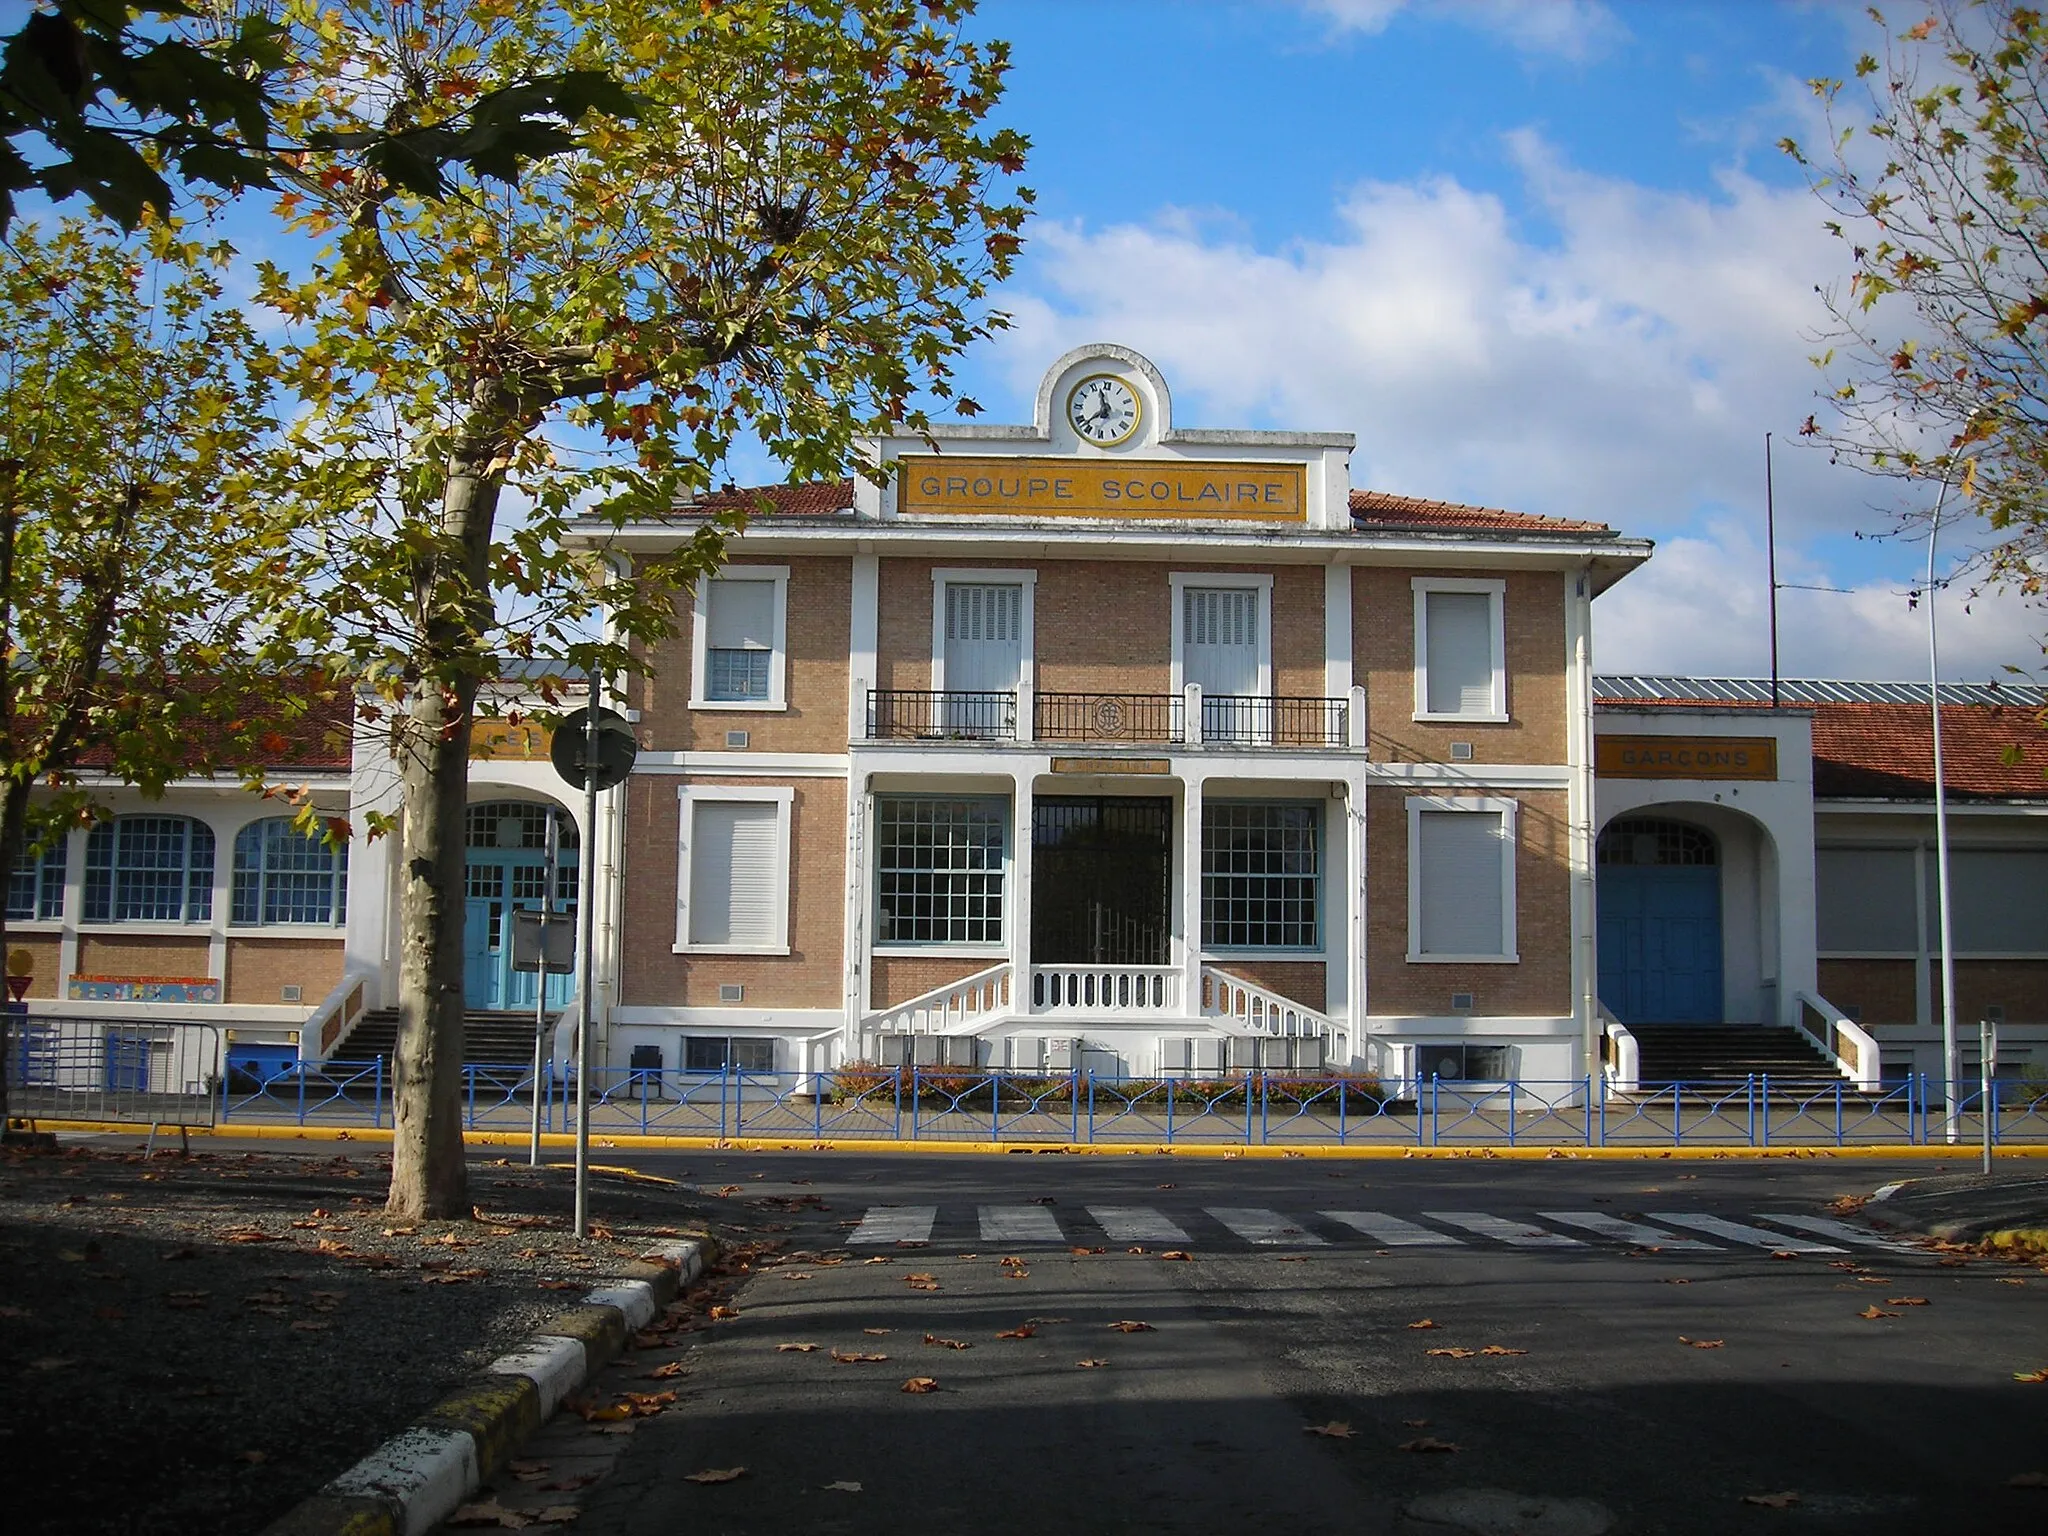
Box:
[1600, 1004, 1639, 1094]
[1794, 991, 1882, 1092]
[1200, 967, 1334, 1039]
[1029, 965, 1181, 1016]
[864, 963, 1012, 1040]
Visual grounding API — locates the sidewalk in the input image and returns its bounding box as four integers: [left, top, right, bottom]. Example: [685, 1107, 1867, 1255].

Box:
[1869, 1170, 2048, 1252]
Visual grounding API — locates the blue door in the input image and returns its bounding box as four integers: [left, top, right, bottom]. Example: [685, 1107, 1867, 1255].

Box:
[463, 895, 499, 1006]
[1597, 818, 1723, 1024]
[463, 801, 579, 1010]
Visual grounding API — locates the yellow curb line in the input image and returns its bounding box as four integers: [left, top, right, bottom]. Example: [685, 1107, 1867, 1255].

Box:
[25, 1117, 2048, 1159]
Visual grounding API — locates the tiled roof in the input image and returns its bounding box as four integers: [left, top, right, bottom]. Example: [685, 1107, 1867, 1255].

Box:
[685, 479, 856, 517]
[1810, 701, 2048, 801]
[1349, 489, 1609, 534]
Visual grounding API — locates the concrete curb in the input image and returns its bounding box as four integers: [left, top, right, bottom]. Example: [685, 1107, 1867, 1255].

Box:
[31, 1116, 2048, 1160]
[258, 1236, 714, 1536]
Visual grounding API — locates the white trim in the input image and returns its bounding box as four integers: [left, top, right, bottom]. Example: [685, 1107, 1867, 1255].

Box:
[674, 784, 795, 954]
[1323, 563, 1352, 701]
[870, 945, 1010, 960]
[1405, 794, 1520, 964]
[1411, 576, 1508, 723]
[1817, 800, 2048, 816]
[929, 567, 1038, 696]
[689, 565, 791, 712]
[634, 752, 848, 776]
[1365, 762, 1570, 789]
[611, 1004, 844, 1028]
[1168, 571, 1273, 700]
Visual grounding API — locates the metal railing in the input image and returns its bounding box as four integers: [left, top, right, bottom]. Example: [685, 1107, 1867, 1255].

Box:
[4, 1014, 221, 1132]
[90, 1062, 2048, 1147]
[866, 689, 1017, 741]
[1033, 691, 1183, 744]
[1195, 695, 1349, 748]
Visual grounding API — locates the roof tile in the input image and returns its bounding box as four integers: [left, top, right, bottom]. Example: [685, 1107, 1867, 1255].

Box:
[1811, 701, 2048, 801]
[1348, 489, 1609, 534]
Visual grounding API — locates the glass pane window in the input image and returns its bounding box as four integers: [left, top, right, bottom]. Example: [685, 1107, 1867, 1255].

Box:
[231, 819, 347, 926]
[874, 796, 1007, 945]
[83, 816, 215, 923]
[707, 647, 771, 701]
[681, 1036, 778, 1074]
[704, 578, 776, 702]
[6, 838, 65, 921]
[464, 801, 578, 851]
[1202, 803, 1321, 949]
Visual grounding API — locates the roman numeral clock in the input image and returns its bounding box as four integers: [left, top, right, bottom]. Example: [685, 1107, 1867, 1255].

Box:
[1067, 373, 1140, 446]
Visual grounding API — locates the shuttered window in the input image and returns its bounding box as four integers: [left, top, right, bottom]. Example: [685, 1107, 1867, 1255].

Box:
[1422, 590, 1497, 716]
[1948, 850, 2048, 954]
[1414, 808, 1510, 957]
[687, 801, 781, 947]
[704, 578, 776, 701]
[1816, 848, 1918, 953]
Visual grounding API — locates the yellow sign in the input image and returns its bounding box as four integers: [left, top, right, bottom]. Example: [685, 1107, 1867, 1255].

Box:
[472, 720, 553, 761]
[1050, 757, 1171, 775]
[897, 455, 1305, 521]
[1596, 735, 1778, 781]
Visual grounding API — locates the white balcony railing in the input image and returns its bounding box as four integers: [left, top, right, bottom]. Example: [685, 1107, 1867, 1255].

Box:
[1200, 967, 1334, 1039]
[1029, 965, 1183, 1016]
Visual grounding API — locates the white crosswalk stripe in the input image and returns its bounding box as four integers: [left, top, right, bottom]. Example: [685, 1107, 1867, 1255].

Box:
[1646, 1213, 1843, 1253]
[1207, 1207, 1329, 1245]
[979, 1205, 1064, 1243]
[1088, 1206, 1190, 1244]
[1538, 1212, 1721, 1250]
[1426, 1211, 1584, 1247]
[847, 1205, 937, 1245]
[1754, 1212, 1915, 1250]
[1320, 1210, 1464, 1246]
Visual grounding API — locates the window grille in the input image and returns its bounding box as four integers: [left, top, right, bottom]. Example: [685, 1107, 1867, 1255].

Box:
[464, 801, 578, 851]
[230, 819, 348, 926]
[7, 839, 65, 921]
[1202, 803, 1321, 949]
[83, 816, 215, 923]
[683, 1036, 776, 1073]
[1596, 818, 1716, 866]
[875, 796, 1007, 945]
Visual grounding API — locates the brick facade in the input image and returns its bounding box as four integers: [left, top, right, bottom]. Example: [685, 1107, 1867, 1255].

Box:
[870, 955, 1005, 1009]
[1821, 956, 2048, 1029]
[75, 933, 212, 979]
[5, 935, 62, 998]
[1209, 959, 1327, 1011]
[225, 937, 345, 1005]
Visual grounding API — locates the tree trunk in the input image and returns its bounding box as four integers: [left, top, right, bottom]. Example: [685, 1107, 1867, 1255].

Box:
[384, 436, 506, 1221]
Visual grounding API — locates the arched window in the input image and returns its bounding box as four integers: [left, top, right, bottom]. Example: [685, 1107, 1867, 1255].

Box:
[83, 816, 215, 923]
[1596, 818, 1717, 867]
[7, 838, 65, 921]
[232, 818, 348, 926]
[464, 801, 579, 852]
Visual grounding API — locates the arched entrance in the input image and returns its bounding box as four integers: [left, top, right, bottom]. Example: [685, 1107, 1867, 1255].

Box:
[1597, 817, 1722, 1024]
[463, 800, 578, 1011]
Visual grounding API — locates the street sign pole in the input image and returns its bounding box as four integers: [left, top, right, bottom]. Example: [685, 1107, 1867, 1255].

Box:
[1981, 1015, 1998, 1175]
[574, 670, 598, 1240]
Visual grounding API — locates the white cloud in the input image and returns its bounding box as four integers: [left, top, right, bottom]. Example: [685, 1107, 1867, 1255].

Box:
[1297, 0, 1627, 62]
[985, 129, 2047, 680]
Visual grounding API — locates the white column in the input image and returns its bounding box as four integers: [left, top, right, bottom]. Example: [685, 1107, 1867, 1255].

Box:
[1010, 770, 1034, 1017]
[1323, 562, 1352, 701]
[841, 769, 870, 1052]
[848, 553, 879, 743]
[1349, 770, 1369, 1061]
[1180, 772, 1204, 1016]
[1564, 567, 1600, 1081]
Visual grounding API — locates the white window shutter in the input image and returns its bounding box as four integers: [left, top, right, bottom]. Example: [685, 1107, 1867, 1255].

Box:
[1816, 848, 1918, 952]
[1425, 591, 1494, 715]
[1182, 587, 1259, 695]
[707, 579, 775, 651]
[1417, 810, 1505, 955]
[690, 802, 780, 946]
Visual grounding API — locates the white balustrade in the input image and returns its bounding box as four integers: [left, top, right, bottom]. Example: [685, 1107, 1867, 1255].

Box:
[1200, 967, 1334, 1038]
[865, 963, 1011, 1038]
[1029, 965, 1183, 1016]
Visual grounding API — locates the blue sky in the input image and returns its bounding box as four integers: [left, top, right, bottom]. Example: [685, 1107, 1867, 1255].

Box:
[915, 0, 2043, 682]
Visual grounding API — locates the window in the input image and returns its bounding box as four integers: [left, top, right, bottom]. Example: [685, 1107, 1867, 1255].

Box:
[682, 1036, 776, 1074]
[1407, 797, 1517, 961]
[7, 838, 65, 921]
[231, 818, 348, 926]
[83, 816, 215, 923]
[1202, 802, 1320, 949]
[1171, 573, 1271, 742]
[874, 796, 1007, 946]
[691, 567, 789, 709]
[676, 787, 793, 952]
[1413, 577, 1506, 721]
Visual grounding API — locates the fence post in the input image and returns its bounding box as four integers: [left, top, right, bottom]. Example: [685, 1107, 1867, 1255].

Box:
[1070, 1067, 1080, 1143]
[1595, 1076, 1605, 1148]
[991, 1070, 1000, 1143]
[1834, 1079, 1844, 1147]
[1991, 1078, 2001, 1147]
[296, 1063, 306, 1125]
[374, 1057, 385, 1130]
[1760, 1075, 1771, 1148]
[1087, 1071, 1096, 1143]
[1165, 1076, 1175, 1146]
[1429, 1075, 1440, 1147]
[1580, 1075, 1592, 1147]
[1259, 1073, 1269, 1145]
[734, 1066, 745, 1138]
[1507, 1079, 1517, 1148]
[1338, 1077, 1346, 1147]
[814, 1072, 823, 1141]
[912, 1067, 922, 1142]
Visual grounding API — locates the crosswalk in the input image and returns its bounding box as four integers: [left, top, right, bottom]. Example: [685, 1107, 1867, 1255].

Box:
[841, 1202, 1915, 1256]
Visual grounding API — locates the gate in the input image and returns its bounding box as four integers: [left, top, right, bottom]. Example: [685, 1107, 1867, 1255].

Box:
[4, 1013, 222, 1136]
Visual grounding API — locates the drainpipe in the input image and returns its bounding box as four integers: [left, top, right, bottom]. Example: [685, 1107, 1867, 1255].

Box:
[1566, 566, 1600, 1085]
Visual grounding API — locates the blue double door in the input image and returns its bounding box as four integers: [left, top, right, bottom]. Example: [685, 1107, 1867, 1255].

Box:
[1597, 863, 1723, 1024]
[463, 851, 578, 1012]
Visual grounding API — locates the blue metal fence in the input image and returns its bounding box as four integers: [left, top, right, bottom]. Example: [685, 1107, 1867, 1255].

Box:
[197, 1063, 2048, 1148]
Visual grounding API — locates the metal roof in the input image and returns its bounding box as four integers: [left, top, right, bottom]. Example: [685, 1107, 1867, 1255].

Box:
[1593, 675, 2048, 708]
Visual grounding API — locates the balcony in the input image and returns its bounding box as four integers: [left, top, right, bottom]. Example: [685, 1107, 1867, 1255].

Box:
[863, 687, 1358, 749]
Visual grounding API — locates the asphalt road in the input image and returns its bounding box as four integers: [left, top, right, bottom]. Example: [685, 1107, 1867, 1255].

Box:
[474, 1150, 2048, 1536]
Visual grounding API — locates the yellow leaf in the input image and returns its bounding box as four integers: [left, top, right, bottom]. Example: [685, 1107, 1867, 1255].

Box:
[682, 1467, 746, 1484]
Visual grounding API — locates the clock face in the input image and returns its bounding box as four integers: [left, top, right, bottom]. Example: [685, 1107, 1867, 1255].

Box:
[1067, 374, 1140, 446]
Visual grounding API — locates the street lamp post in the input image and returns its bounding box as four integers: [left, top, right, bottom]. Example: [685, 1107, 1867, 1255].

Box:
[1924, 443, 1973, 1145]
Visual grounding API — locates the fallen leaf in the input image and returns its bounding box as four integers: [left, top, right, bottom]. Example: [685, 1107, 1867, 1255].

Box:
[708, 1305, 739, 1320]
[507, 1460, 550, 1481]
[995, 1326, 1037, 1339]
[862, 1328, 893, 1336]
[237, 1450, 267, 1465]
[1740, 1491, 1800, 1509]
[25, 1358, 70, 1372]
[1159, 1250, 1193, 1262]
[1398, 1437, 1461, 1453]
[901, 1376, 940, 1393]
[1126, 1246, 1148, 1255]
[823, 1480, 864, 1492]
[1401, 1419, 1430, 1429]
[1679, 1337, 1725, 1349]
[923, 1335, 972, 1350]
[1075, 1358, 1109, 1368]
[2015, 1368, 2048, 1383]
[1479, 1345, 1527, 1356]
[1156, 1183, 1176, 1189]
[534, 1507, 580, 1524]
[683, 1467, 746, 1484]
[862, 1256, 892, 1266]
[1887, 1297, 1930, 1306]
[1425, 1348, 1477, 1359]
[1030, 1196, 1056, 1205]
[644, 1360, 687, 1379]
[2008, 1471, 2048, 1488]
[1407, 1319, 1441, 1330]
[1827, 1261, 1865, 1273]
[775, 1342, 818, 1353]
[1769, 1251, 1800, 1261]
[289, 1319, 333, 1333]
[1660, 1278, 1691, 1286]
[447, 1499, 533, 1528]
[1997, 1278, 2027, 1286]
[830, 1350, 889, 1363]
[1108, 1320, 1155, 1333]
[1858, 1305, 1900, 1320]
[1304, 1421, 1356, 1438]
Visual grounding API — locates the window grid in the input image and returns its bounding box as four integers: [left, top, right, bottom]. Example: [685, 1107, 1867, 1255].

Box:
[1202, 803, 1321, 949]
[683, 1036, 776, 1073]
[707, 648, 771, 701]
[7, 840, 65, 921]
[83, 816, 215, 923]
[231, 819, 348, 926]
[875, 797, 1007, 945]
[463, 802, 579, 851]
[1597, 818, 1716, 867]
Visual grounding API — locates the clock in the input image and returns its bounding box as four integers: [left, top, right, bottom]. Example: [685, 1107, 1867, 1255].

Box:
[1067, 373, 1140, 446]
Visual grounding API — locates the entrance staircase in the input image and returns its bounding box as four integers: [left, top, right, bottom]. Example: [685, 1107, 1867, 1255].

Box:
[327, 1008, 546, 1067]
[1628, 1023, 1846, 1091]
